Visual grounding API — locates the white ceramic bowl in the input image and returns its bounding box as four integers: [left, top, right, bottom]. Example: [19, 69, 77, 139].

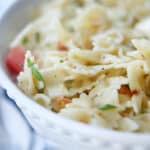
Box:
[0, 1, 150, 150]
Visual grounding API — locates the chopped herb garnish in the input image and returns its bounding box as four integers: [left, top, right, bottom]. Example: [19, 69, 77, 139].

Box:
[27, 58, 43, 81]
[60, 59, 64, 63]
[31, 67, 43, 81]
[22, 36, 29, 45]
[68, 26, 74, 32]
[35, 32, 41, 43]
[45, 43, 51, 48]
[100, 104, 117, 111]
[27, 58, 34, 67]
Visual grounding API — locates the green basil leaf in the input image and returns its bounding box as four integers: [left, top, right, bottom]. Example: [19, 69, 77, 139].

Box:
[60, 59, 64, 63]
[35, 32, 41, 43]
[100, 104, 117, 111]
[27, 58, 34, 67]
[27, 58, 43, 81]
[31, 67, 43, 81]
[45, 43, 51, 48]
[22, 36, 29, 45]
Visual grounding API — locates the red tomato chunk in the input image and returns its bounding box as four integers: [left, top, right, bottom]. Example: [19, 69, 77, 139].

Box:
[5, 46, 25, 75]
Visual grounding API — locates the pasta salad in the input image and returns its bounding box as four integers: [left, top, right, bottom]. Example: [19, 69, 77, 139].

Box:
[6, 0, 150, 132]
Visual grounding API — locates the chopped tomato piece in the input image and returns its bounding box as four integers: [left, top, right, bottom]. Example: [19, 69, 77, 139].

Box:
[57, 41, 68, 51]
[118, 85, 132, 97]
[5, 46, 25, 75]
[52, 96, 71, 112]
[131, 90, 139, 96]
[118, 85, 139, 97]
[119, 108, 135, 117]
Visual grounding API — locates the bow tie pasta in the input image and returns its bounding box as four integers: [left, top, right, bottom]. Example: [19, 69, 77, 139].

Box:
[10, 0, 150, 132]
